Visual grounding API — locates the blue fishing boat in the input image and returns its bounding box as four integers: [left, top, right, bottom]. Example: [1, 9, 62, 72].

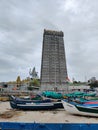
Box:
[9, 95, 53, 104]
[62, 99, 98, 117]
[9, 95, 63, 110]
[10, 100, 63, 110]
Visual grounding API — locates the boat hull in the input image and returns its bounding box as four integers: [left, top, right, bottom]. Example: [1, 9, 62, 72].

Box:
[10, 101, 62, 110]
[62, 100, 98, 117]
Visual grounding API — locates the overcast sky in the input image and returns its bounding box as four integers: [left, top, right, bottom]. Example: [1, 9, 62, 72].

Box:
[0, 0, 98, 82]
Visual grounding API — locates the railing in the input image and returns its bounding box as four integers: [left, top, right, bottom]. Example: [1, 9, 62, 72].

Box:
[0, 90, 39, 96]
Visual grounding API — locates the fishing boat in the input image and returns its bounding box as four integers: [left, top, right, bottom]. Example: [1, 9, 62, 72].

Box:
[9, 95, 63, 110]
[10, 100, 63, 110]
[9, 95, 53, 104]
[9, 95, 63, 108]
[62, 100, 98, 117]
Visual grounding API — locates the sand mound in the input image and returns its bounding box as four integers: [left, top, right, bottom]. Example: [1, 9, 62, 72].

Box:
[0, 110, 21, 119]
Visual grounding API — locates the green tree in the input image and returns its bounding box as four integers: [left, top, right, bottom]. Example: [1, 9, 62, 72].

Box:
[88, 81, 98, 88]
[29, 79, 40, 87]
[27, 86, 34, 91]
[32, 79, 40, 87]
[16, 76, 21, 87]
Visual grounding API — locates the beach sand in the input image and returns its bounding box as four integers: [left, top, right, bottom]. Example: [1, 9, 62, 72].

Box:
[0, 102, 98, 123]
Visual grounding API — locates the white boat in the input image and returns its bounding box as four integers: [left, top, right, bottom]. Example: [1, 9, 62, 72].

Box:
[62, 100, 98, 117]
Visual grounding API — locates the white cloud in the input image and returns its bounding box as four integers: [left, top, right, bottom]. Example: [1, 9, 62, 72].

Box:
[0, 0, 98, 82]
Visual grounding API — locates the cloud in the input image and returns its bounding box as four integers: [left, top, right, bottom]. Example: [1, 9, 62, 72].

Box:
[0, 0, 98, 82]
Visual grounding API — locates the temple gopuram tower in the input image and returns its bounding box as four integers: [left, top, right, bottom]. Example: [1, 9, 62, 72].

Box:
[40, 29, 68, 90]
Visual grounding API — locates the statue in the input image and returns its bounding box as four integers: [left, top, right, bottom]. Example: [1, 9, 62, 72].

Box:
[29, 67, 38, 79]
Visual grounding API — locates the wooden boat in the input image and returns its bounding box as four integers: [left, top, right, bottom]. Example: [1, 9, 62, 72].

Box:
[9, 95, 63, 110]
[10, 100, 63, 110]
[9, 95, 63, 108]
[62, 100, 98, 117]
[9, 95, 53, 104]
[0, 96, 9, 101]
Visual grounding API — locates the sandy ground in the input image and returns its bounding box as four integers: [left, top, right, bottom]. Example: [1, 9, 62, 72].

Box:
[0, 102, 98, 123]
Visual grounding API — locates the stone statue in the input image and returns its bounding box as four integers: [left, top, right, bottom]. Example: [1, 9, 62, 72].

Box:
[29, 67, 38, 79]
